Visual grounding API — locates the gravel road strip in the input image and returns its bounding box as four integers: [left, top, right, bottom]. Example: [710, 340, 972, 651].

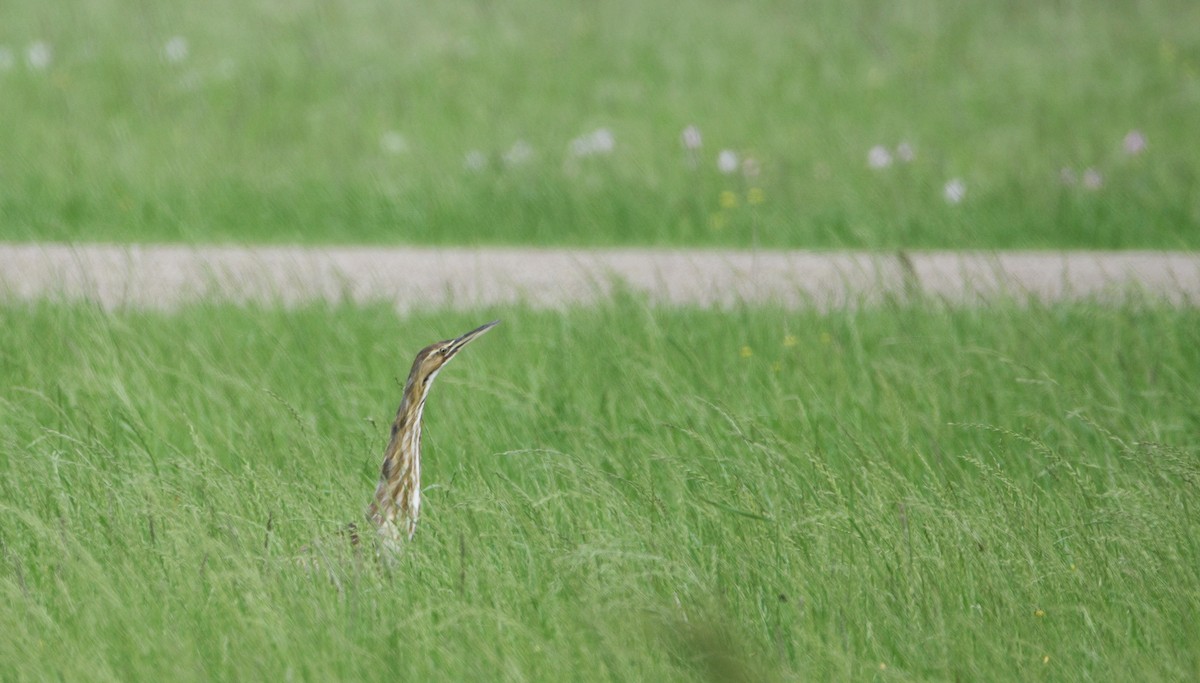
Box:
[1, 244, 1197, 310]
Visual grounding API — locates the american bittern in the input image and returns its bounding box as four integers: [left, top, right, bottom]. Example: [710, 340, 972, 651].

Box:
[366, 320, 499, 549]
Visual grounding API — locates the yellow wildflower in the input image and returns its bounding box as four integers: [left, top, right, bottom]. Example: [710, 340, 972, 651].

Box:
[719, 190, 738, 209]
[739, 345, 753, 358]
[747, 187, 765, 205]
[1042, 655, 1050, 664]
[1034, 609, 1045, 618]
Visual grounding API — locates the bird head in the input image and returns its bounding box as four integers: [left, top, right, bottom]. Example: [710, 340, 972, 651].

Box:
[406, 320, 500, 394]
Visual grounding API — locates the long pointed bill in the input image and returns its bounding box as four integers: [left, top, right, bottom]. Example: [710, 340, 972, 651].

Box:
[444, 319, 500, 359]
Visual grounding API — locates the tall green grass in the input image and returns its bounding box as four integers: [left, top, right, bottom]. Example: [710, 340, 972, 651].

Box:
[1, 298, 1197, 680]
[1, 0, 1197, 247]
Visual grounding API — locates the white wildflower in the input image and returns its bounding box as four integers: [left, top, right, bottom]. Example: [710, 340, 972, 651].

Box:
[1082, 168, 1103, 190]
[943, 178, 966, 204]
[741, 156, 761, 180]
[681, 125, 702, 150]
[464, 150, 488, 171]
[867, 145, 892, 170]
[26, 41, 52, 70]
[717, 149, 738, 174]
[1122, 130, 1146, 156]
[568, 128, 615, 157]
[164, 36, 189, 63]
[590, 128, 615, 154]
[503, 140, 534, 166]
[380, 131, 409, 155]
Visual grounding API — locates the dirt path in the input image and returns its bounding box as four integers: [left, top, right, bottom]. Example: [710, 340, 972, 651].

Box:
[1, 244, 1197, 310]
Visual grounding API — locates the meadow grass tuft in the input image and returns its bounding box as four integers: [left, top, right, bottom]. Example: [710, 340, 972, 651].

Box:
[1, 297, 1197, 680]
[1, 0, 1197, 247]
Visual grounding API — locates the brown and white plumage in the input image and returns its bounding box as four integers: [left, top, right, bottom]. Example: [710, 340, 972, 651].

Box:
[366, 320, 499, 549]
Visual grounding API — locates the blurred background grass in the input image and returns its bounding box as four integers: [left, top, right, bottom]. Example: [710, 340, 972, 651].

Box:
[1, 0, 1197, 247]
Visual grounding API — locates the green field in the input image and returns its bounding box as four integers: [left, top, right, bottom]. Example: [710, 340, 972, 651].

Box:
[2, 0, 1198, 247]
[1, 299, 1197, 680]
